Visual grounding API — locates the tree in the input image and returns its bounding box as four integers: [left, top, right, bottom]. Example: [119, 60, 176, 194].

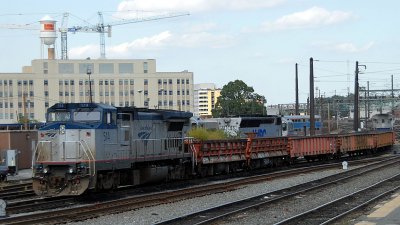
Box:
[212, 80, 266, 117]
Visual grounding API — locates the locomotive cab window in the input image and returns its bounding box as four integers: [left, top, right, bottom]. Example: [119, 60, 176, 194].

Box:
[48, 111, 71, 122]
[104, 112, 116, 125]
[168, 122, 184, 131]
[74, 111, 101, 121]
[282, 122, 287, 131]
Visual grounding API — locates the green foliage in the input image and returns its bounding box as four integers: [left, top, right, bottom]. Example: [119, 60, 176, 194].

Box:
[188, 127, 228, 141]
[212, 80, 266, 117]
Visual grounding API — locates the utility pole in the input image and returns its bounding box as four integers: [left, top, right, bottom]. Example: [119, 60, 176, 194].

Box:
[391, 74, 394, 109]
[310, 57, 315, 136]
[354, 61, 366, 132]
[295, 63, 299, 115]
[354, 61, 359, 132]
[328, 101, 331, 133]
[367, 81, 370, 119]
[364, 87, 367, 129]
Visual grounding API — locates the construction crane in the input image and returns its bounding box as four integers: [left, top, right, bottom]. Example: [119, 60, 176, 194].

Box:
[60, 11, 189, 59]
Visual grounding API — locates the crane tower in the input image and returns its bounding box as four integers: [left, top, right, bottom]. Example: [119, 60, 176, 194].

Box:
[60, 11, 189, 59]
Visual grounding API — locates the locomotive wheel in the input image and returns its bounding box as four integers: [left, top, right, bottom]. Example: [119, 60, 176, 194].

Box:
[97, 172, 115, 190]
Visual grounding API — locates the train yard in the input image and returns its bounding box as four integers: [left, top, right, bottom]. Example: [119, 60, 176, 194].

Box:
[0, 154, 397, 224]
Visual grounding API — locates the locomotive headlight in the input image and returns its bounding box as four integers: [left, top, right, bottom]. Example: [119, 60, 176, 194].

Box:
[43, 167, 49, 173]
[68, 167, 74, 174]
[60, 125, 66, 134]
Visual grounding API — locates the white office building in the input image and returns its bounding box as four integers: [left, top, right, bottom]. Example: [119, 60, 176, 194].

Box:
[0, 59, 193, 123]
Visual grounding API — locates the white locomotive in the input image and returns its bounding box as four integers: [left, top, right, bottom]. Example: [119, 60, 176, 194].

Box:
[33, 103, 193, 196]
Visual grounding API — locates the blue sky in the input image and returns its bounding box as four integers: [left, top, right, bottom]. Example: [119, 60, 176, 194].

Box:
[1, 0, 400, 104]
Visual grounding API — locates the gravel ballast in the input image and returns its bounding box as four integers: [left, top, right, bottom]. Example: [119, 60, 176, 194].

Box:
[65, 159, 400, 225]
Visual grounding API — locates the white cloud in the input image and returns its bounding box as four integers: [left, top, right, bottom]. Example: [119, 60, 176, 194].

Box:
[115, 0, 285, 16]
[69, 44, 99, 59]
[315, 41, 374, 53]
[188, 23, 218, 33]
[258, 7, 354, 32]
[69, 30, 235, 58]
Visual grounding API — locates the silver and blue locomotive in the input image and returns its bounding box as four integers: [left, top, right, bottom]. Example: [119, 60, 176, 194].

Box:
[32, 103, 193, 196]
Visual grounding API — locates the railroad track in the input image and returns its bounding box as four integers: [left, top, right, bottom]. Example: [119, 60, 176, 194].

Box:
[155, 156, 400, 225]
[0, 156, 397, 225]
[0, 182, 35, 200]
[275, 174, 400, 225]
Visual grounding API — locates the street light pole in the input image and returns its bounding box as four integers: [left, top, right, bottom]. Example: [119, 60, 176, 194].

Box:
[137, 90, 143, 107]
[87, 67, 93, 103]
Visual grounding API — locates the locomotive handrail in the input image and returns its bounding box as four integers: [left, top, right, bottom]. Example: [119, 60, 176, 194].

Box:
[54, 140, 96, 177]
[80, 140, 96, 177]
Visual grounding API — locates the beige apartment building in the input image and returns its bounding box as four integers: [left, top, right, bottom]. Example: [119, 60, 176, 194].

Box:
[193, 83, 221, 117]
[0, 59, 193, 123]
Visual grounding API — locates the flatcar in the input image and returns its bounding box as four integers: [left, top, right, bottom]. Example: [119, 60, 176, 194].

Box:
[32, 103, 193, 196]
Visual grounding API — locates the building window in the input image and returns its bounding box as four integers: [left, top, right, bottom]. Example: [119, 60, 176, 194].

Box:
[58, 63, 74, 74]
[177, 79, 180, 84]
[144, 90, 148, 95]
[79, 63, 94, 74]
[130, 79, 134, 85]
[70, 80, 74, 85]
[158, 79, 162, 84]
[45, 102, 49, 107]
[44, 80, 48, 86]
[168, 79, 172, 84]
[119, 63, 133, 73]
[144, 79, 148, 85]
[143, 62, 148, 73]
[44, 91, 49, 96]
[99, 63, 114, 74]
[177, 90, 180, 95]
